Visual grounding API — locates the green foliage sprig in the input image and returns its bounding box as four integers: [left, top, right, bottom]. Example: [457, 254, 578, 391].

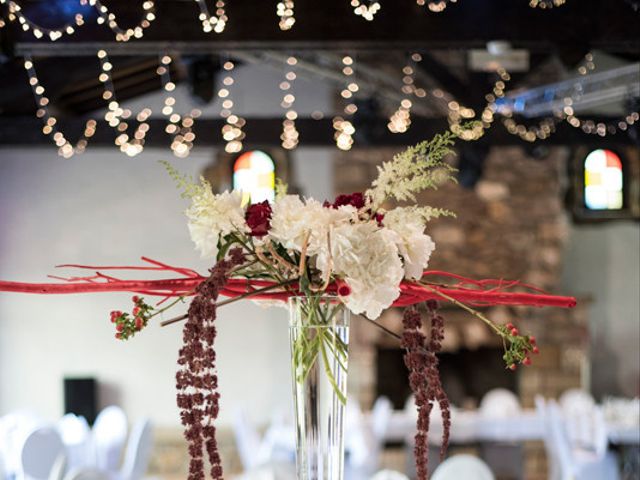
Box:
[366, 131, 458, 210]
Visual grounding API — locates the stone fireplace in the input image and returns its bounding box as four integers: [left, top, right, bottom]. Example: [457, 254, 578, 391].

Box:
[336, 145, 590, 479]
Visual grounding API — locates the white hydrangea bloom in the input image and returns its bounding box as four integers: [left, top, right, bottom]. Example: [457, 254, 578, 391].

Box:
[269, 196, 356, 253]
[186, 189, 248, 259]
[383, 207, 436, 280]
[318, 223, 403, 319]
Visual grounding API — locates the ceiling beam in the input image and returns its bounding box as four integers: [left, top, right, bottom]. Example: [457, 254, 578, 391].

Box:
[0, 116, 636, 148]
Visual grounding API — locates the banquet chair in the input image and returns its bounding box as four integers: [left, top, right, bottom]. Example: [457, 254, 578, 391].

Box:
[371, 396, 393, 441]
[0, 454, 7, 480]
[232, 410, 270, 471]
[63, 468, 110, 480]
[20, 427, 66, 480]
[559, 389, 595, 413]
[92, 406, 128, 473]
[370, 469, 410, 480]
[479, 388, 521, 418]
[479, 389, 523, 480]
[57, 414, 91, 471]
[431, 454, 495, 480]
[118, 418, 153, 480]
[544, 401, 620, 480]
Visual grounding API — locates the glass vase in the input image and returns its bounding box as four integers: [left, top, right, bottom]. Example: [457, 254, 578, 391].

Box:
[289, 296, 350, 480]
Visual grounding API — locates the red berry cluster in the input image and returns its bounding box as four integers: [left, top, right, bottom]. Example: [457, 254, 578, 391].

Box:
[110, 296, 152, 340]
[502, 322, 539, 370]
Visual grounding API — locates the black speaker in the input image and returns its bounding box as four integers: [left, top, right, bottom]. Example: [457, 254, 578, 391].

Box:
[64, 377, 97, 425]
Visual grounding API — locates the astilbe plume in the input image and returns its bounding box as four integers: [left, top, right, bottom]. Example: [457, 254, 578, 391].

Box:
[176, 248, 245, 480]
[401, 301, 451, 480]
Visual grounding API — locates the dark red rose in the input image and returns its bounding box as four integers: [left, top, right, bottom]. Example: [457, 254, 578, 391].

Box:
[331, 192, 366, 210]
[245, 201, 272, 237]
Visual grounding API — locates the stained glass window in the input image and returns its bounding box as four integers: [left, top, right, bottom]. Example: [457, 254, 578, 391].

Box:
[232, 150, 276, 204]
[584, 149, 623, 210]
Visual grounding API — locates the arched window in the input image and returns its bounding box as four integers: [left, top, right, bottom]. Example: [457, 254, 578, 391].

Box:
[232, 150, 276, 204]
[584, 149, 623, 210]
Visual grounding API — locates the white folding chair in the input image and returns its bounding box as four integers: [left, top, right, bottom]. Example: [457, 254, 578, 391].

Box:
[371, 396, 393, 441]
[479, 389, 523, 479]
[57, 414, 91, 471]
[20, 427, 66, 480]
[545, 401, 620, 480]
[479, 388, 521, 418]
[431, 454, 495, 480]
[63, 468, 110, 480]
[370, 469, 410, 480]
[92, 406, 128, 473]
[232, 410, 269, 471]
[118, 418, 153, 480]
[559, 389, 595, 414]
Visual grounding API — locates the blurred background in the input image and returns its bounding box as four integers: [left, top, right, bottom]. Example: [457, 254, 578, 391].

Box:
[0, 0, 638, 479]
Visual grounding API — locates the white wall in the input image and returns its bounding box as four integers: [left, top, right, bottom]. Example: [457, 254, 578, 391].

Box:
[0, 62, 335, 428]
[561, 222, 640, 398]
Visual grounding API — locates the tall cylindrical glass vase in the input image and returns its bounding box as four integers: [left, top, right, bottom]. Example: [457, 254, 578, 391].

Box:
[289, 296, 350, 480]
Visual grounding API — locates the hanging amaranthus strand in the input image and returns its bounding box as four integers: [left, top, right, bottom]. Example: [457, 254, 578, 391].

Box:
[176, 248, 245, 480]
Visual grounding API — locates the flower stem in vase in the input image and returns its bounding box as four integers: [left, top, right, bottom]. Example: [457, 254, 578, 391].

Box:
[289, 295, 350, 480]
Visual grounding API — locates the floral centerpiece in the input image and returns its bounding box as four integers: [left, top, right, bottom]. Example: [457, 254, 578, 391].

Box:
[0, 131, 575, 480]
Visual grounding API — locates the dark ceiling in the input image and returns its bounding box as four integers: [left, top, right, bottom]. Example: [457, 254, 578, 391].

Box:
[0, 0, 638, 147]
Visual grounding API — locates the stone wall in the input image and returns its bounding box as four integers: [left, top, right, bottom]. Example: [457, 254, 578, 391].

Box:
[335, 145, 589, 479]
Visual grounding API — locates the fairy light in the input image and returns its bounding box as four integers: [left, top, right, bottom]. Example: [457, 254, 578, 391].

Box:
[332, 55, 360, 151]
[194, 0, 227, 33]
[416, 0, 458, 12]
[85, 0, 155, 42]
[448, 67, 511, 140]
[158, 56, 202, 158]
[578, 52, 596, 76]
[220, 61, 245, 154]
[529, 0, 566, 8]
[350, 0, 381, 21]
[98, 50, 150, 156]
[388, 53, 423, 134]
[0, 0, 85, 41]
[277, 1, 295, 30]
[280, 56, 299, 150]
[23, 55, 96, 158]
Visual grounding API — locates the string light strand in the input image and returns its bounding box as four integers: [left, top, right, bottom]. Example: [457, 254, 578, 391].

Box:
[158, 55, 202, 158]
[333, 55, 358, 151]
[97, 49, 151, 156]
[219, 60, 246, 153]
[86, 0, 156, 42]
[416, 0, 458, 12]
[0, 0, 85, 41]
[277, 0, 295, 30]
[194, 0, 227, 33]
[280, 56, 299, 149]
[350, 0, 381, 21]
[23, 55, 97, 158]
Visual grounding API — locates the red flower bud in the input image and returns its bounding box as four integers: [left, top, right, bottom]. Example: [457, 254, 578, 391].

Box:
[245, 201, 272, 237]
[115, 333, 122, 339]
[116, 323, 124, 332]
[509, 364, 517, 371]
[533, 346, 540, 354]
[132, 295, 140, 303]
[331, 192, 366, 210]
[523, 357, 532, 366]
[506, 322, 514, 330]
[529, 336, 537, 345]
[511, 328, 519, 336]
[133, 306, 140, 316]
[135, 317, 143, 330]
[335, 279, 351, 297]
